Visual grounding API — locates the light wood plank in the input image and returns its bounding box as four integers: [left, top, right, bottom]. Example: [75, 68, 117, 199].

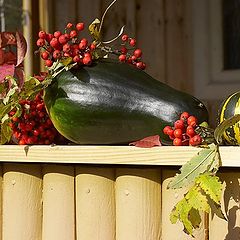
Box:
[0, 145, 239, 166]
[75, 167, 116, 240]
[2, 164, 42, 240]
[209, 171, 240, 240]
[161, 169, 206, 240]
[0, 165, 2, 240]
[42, 165, 75, 240]
[115, 168, 161, 240]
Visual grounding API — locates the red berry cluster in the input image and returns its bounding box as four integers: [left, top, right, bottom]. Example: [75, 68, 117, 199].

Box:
[37, 22, 94, 68]
[163, 112, 203, 146]
[118, 34, 146, 70]
[8, 93, 62, 145]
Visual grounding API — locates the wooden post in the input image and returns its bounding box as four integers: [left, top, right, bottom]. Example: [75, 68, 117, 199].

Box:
[2, 164, 42, 240]
[0, 164, 2, 240]
[75, 167, 116, 240]
[42, 165, 75, 240]
[209, 171, 240, 240]
[161, 169, 206, 240]
[115, 168, 161, 240]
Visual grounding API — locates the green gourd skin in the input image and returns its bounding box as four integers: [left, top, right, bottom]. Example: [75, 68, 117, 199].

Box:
[44, 59, 208, 145]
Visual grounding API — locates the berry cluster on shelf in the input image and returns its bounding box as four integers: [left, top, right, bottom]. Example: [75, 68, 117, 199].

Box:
[163, 112, 203, 146]
[8, 92, 65, 145]
[36, 22, 146, 70]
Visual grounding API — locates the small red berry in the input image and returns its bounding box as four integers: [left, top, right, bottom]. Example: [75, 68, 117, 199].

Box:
[174, 128, 183, 139]
[45, 59, 53, 67]
[180, 112, 190, 121]
[121, 46, 127, 54]
[163, 126, 172, 135]
[134, 49, 142, 58]
[136, 61, 145, 69]
[119, 54, 126, 62]
[90, 43, 96, 51]
[41, 51, 49, 60]
[70, 30, 77, 38]
[186, 126, 195, 137]
[173, 138, 182, 146]
[54, 31, 62, 38]
[174, 119, 185, 130]
[63, 43, 71, 53]
[129, 38, 136, 46]
[76, 22, 84, 31]
[82, 55, 92, 65]
[73, 55, 81, 63]
[53, 50, 61, 59]
[121, 34, 128, 42]
[58, 34, 68, 45]
[38, 31, 47, 39]
[189, 134, 202, 146]
[187, 116, 198, 127]
[36, 38, 45, 47]
[46, 34, 54, 42]
[50, 38, 59, 48]
[18, 139, 26, 145]
[79, 38, 88, 49]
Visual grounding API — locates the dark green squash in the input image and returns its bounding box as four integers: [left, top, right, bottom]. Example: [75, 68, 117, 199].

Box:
[44, 59, 208, 145]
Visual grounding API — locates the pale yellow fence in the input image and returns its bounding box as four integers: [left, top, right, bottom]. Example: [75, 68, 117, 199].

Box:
[0, 145, 239, 240]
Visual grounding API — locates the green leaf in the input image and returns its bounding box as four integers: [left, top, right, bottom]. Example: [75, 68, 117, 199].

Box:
[195, 173, 223, 204]
[0, 117, 12, 144]
[89, 18, 101, 41]
[186, 186, 210, 212]
[214, 114, 240, 144]
[188, 208, 201, 229]
[170, 198, 194, 235]
[168, 143, 219, 189]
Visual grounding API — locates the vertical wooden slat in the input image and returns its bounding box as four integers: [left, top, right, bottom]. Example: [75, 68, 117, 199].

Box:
[54, 0, 77, 30]
[42, 165, 75, 240]
[161, 169, 206, 240]
[0, 165, 2, 240]
[2, 164, 42, 240]
[116, 168, 161, 240]
[165, 0, 193, 93]
[136, 0, 166, 82]
[209, 171, 240, 240]
[75, 167, 115, 240]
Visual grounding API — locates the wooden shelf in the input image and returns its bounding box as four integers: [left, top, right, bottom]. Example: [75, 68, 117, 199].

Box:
[0, 145, 239, 166]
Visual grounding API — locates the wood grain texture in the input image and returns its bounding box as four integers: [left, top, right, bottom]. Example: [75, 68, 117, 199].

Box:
[209, 171, 240, 240]
[161, 169, 206, 240]
[0, 165, 2, 240]
[115, 168, 161, 240]
[0, 145, 239, 166]
[75, 167, 116, 240]
[2, 164, 42, 240]
[165, 0, 193, 92]
[42, 165, 75, 240]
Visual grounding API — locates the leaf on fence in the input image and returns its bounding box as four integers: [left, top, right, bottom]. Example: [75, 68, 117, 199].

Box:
[214, 114, 240, 144]
[195, 173, 223, 204]
[168, 144, 219, 189]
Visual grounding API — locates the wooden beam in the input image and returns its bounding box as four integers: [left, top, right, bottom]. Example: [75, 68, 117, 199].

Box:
[0, 145, 239, 166]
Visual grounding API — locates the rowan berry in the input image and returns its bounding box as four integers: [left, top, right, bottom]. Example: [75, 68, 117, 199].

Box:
[53, 50, 61, 59]
[36, 38, 45, 47]
[76, 22, 84, 31]
[119, 54, 126, 62]
[45, 59, 53, 67]
[180, 112, 190, 121]
[129, 38, 136, 46]
[54, 31, 62, 38]
[66, 22, 73, 29]
[41, 51, 49, 60]
[70, 30, 77, 38]
[173, 138, 182, 146]
[82, 55, 92, 65]
[174, 128, 183, 139]
[50, 38, 59, 48]
[38, 31, 47, 39]
[174, 119, 185, 130]
[187, 116, 198, 127]
[121, 34, 128, 42]
[134, 49, 142, 58]
[189, 135, 202, 146]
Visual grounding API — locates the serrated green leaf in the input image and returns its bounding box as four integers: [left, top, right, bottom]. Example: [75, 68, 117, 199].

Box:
[170, 197, 194, 235]
[186, 186, 210, 212]
[168, 144, 219, 189]
[196, 173, 223, 204]
[214, 114, 240, 144]
[0, 118, 12, 144]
